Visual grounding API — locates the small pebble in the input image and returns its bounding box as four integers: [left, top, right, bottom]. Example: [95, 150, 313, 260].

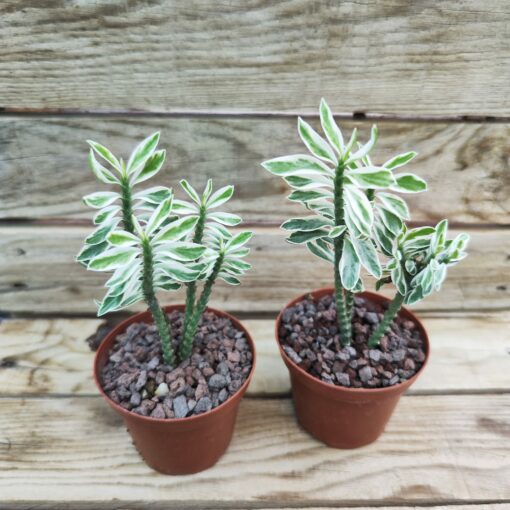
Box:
[173, 395, 189, 418]
[208, 374, 227, 390]
[154, 382, 169, 397]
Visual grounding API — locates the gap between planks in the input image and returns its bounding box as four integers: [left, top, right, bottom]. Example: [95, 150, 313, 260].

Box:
[0, 313, 509, 398]
[1, 108, 510, 123]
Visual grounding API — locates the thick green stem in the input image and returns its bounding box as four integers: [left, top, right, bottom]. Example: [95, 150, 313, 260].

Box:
[333, 162, 351, 345]
[179, 252, 224, 361]
[120, 176, 135, 234]
[367, 292, 405, 348]
[183, 206, 207, 343]
[142, 239, 175, 366]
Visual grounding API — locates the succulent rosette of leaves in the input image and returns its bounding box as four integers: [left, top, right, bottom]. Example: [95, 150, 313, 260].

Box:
[77, 132, 171, 267]
[77, 133, 253, 367]
[368, 220, 469, 346]
[262, 99, 427, 345]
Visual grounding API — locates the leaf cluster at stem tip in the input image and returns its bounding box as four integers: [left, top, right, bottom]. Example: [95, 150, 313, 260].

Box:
[262, 98, 469, 348]
[77, 132, 253, 366]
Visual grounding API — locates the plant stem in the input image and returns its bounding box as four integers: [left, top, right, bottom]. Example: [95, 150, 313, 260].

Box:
[120, 176, 135, 234]
[367, 292, 405, 348]
[179, 252, 224, 361]
[345, 290, 354, 319]
[333, 162, 351, 345]
[183, 206, 207, 346]
[141, 238, 175, 366]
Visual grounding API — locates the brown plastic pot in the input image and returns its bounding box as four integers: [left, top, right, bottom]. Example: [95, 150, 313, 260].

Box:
[93, 304, 256, 475]
[276, 288, 429, 449]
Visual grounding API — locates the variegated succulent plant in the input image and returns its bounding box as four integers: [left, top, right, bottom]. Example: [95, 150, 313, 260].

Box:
[369, 220, 469, 347]
[77, 133, 252, 366]
[172, 179, 253, 360]
[262, 99, 468, 347]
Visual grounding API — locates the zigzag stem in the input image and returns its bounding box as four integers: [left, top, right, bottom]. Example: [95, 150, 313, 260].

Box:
[367, 292, 405, 348]
[120, 175, 135, 234]
[179, 252, 224, 361]
[182, 205, 207, 354]
[142, 237, 175, 366]
[333, 162, 351, 345]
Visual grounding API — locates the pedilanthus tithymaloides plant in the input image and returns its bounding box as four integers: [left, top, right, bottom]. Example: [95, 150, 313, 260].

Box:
[262, 99, 429, 346]
[77, 133, 253, 367]
[172, 179, 253, 361]
[368, 220, 469, 347]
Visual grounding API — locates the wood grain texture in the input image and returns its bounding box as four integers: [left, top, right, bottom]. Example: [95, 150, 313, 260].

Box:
[0, 226, 508, 315]
[0, 395, 509, 506]
[1, 117, 509, 224]
[1, 314, 509, 397]
[1, 1, 509, 114]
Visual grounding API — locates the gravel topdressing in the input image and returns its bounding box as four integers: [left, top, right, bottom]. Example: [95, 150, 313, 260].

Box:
[101, 310, 253, 419]
[278, 293, 426, 389]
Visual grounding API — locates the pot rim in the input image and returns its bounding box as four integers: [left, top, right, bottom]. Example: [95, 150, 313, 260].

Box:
[93, 303, 256, 424]
[275, 287, 430, 396]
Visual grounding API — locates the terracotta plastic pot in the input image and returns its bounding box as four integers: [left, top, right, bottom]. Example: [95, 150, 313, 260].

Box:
[275, 288, 429, 449]
[94, 304, 256, 475]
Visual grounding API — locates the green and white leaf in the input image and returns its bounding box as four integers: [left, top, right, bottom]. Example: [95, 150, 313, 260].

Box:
[88, 247, 139, 272]
[298, 117, 338, 165]
[145, 197, 173, 235]
[340, 237, 360, 290]
[153, 216, 199, 243]
[225, 231, 253, 253]
[108, 229, 140, 247]
[281, 217, 333, 232]
[87, 140, 121, 171]
[127, 132, 160, 174]
[391, 173, 427, 193]
[350, 235, 382, 278]
[377, 192, 410, 220]
[287, 229, 329, 244]
[319, 98, 344, 154]
[383, 151, 417, 170]
[207, 185, 235, 209]
[83, 191, 119, 209]
[261, 154, 333, 177]
[208, 212, 242, 226]
[132, 149, 166, 184]
[89, 150, 119, 184]
[346, 125, 378, 164]
[346, 167, 395, 189]
[180, 179, 201, 205]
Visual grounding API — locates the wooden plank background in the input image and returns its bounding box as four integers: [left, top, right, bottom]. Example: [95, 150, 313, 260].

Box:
[0, 226, 508, 314]
[0, 117, 509, 224]
[0, 313, 509, 397]
[1, 2, 510, 508]
[1, 1, 510, 115]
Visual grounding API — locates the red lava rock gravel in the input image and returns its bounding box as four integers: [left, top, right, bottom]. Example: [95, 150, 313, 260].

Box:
[278, 293, 426, 389]
[101, 310, 253, 418]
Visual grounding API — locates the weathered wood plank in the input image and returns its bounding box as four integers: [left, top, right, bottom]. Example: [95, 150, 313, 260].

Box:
[1, 1, 509, 114]
[1, 314, 509, 397]
[0, 395, 508, 506]
[0, 226, 508, 314]
[258, 508, 510, 510]
[1, 117, 509, 224]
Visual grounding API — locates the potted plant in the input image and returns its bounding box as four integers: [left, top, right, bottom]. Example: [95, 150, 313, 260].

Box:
[77, 132, 255, 474]
[262, 100, 469, 448]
